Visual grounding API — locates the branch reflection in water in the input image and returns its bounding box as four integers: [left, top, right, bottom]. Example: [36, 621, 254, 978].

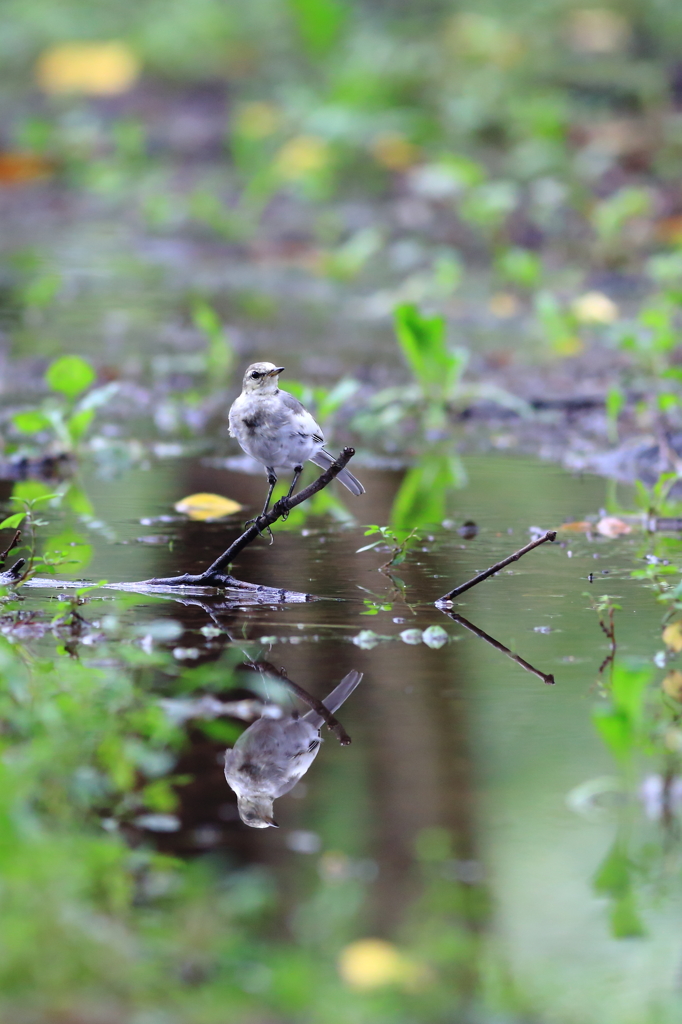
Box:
[443, 611, 556, 685]
[224, 662, 363, 828]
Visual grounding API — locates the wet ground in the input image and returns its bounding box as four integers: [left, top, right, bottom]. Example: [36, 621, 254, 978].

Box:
[4, 452, 680, 1021]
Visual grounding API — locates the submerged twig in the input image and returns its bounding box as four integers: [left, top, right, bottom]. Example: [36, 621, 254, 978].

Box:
[248, 660, 352, 745]
[435, 530, 557, 604]
[444, 611, 555, 685]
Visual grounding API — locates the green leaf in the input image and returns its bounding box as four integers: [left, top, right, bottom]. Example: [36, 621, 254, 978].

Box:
[45, 355, 96, 399]
[67, 408, 95, 442]
[11, 481, 59, 505]
[610, 892, 646, 939]
[0, 513, 25, 530]
[11, 410, 51, 434]
[289, 0, 347, 55]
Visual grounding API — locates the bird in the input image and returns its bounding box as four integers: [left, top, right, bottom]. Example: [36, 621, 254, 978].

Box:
[224, 669, 363, 828]
[228, 361, 365, 520]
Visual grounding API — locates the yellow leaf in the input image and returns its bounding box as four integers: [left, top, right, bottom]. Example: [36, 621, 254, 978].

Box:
[663, 622, 682, 653]
[174, 493, 242, 521]
[558, 520, 592, 532]
[663, 670, 682, 701]
[36, 42, 139, 96]
[338, 939, 405, 990]
[275, 136, 329, 180]
[596, 516, 632, 538]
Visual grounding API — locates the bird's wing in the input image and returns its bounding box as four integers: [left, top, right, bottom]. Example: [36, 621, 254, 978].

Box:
[279, 391, 324, 443]
[301, 670, 363, 729]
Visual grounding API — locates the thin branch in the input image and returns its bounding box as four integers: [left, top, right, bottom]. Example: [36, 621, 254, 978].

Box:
[248, 660, 352, 745]
[436, 530, 557, 604]
[444, 611, 555, 685]
[0, 529, 21, 568]
[134, 447, 357, 591]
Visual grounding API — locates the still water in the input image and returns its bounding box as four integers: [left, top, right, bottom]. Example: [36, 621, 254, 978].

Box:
[11, 452, 680, 1022]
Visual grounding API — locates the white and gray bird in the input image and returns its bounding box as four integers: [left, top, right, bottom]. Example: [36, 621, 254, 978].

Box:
[228, 361, 365, 518]
[224, 669, 363, 828]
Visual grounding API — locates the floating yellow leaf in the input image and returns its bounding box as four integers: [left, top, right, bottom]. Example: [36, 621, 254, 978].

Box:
[558, 520, 592, 532]
[663, 622, 682, 653]
[572, 291, 619, 325]
[36, 42, 139, 96]
[663, 670, 682, 701]
[174, 493, 242, 521]
[596, 516, 631, 538]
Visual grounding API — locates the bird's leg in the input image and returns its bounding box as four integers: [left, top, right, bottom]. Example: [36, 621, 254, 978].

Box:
[245, 469, 277, 542]
[280, 466, 302, 521]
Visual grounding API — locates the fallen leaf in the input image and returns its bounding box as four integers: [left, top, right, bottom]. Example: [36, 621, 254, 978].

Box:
[596, 516, 632, 538]
[0, 152, 53, 186]
[36, 42, 139, 96]
[663, 622, 682, 653]
[174, 493, 242, 521]
[663, 670, 682, 700]
[558, 520, 592, 532]
[338, 939, 406, 990]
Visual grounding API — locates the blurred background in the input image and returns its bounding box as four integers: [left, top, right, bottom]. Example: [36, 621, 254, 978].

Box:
[3, 1, 682, 1022]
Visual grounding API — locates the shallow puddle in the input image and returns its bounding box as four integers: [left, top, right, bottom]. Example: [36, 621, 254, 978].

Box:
[4, 452, 679, 1020]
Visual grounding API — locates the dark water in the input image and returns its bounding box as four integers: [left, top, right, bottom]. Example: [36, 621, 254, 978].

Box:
[12, 452, 680, 1020]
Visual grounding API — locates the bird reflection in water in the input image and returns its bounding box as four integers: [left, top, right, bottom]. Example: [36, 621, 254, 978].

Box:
[224, 662, 363, 828]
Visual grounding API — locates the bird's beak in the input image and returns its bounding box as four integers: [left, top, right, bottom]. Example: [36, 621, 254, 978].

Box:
[268, 366, 285, 377]
[266, 817, 279, 828]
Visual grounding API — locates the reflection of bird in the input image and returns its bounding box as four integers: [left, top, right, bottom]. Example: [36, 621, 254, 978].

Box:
[224, 670, 363, 828]
[228, 361, 365, 518]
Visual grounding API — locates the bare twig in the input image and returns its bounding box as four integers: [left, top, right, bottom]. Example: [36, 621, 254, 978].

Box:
[0, 529, 21, 568]
[435, 530, 557, 604]
[597, 606, 616, 675]
[248, 660, 352, 745]
[444, 611, 555, 685]
[132, 447, 357, 592]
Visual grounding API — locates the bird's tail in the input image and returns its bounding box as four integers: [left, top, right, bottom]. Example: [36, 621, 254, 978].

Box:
[309, 448, 365, 495]
[302, 670, 363, 729]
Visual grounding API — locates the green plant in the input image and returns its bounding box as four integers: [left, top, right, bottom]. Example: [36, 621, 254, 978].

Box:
[11, 355, 117, 453]
[191, 299, 235, 384]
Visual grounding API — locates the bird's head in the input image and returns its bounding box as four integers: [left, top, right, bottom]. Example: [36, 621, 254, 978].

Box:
[242, 362, 284, 394]
[237, 796, 279, 829]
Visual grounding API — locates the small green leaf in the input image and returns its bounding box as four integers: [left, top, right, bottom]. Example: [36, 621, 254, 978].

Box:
[11, 410, 51, 434]
[45, 355, 96, 399]
[0, 513, 25, 530]
[67, 408, 95, 441]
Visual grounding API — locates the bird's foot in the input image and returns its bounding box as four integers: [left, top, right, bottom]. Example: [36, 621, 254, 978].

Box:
[245, 516, 275, 543]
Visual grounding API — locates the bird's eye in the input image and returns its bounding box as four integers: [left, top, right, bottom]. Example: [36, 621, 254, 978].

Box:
[250, 371, 261, 379]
